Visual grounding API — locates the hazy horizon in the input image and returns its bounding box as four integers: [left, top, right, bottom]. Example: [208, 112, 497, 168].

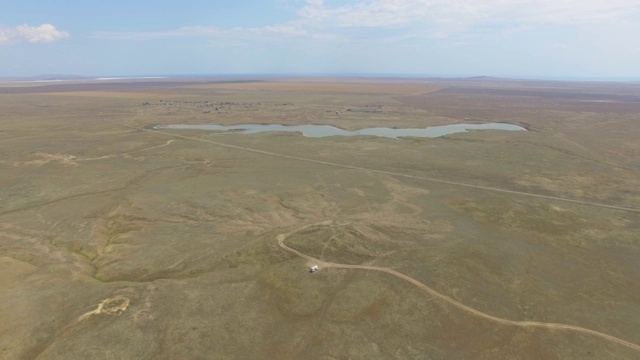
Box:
[2, 73, 640, 83]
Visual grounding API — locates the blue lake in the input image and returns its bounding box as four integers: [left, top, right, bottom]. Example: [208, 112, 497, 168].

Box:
[154, 123, 526, 139]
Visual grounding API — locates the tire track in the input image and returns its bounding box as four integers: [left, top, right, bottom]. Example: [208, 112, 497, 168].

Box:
[129, 126, 640, 213]
[0, 165, 181, 217]
[128, 126, 640, 350]
[277, 224, 640, 353]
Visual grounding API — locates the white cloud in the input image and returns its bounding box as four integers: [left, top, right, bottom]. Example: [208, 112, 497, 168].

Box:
[95, 23, 311, 41]
[93, 28, 204, 41]
[262, 24, 308, 36]
[291, 0, 640, 41]
[297, 0, 640, 32]
[0, 23, 69, 45]
[92, 0, 640, 43]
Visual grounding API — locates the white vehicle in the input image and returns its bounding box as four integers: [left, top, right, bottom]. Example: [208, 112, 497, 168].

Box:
[310, 265, 319, 273]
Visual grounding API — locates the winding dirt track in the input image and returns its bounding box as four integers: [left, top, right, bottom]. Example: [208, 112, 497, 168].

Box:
[277, 225, 640, 353]
[130, 126, 640, 350]
[132, 126, 640, 213]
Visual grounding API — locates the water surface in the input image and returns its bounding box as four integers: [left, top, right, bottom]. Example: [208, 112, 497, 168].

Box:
[155, 123, 526, 139]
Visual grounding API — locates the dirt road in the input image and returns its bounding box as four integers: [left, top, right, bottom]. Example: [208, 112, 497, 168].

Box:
[277, 225, 640, 353]
[129, 126, 640, 351]
[132, 126, 640, 214]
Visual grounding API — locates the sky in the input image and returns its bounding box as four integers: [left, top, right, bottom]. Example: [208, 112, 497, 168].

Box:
[1, 0, 640, 79]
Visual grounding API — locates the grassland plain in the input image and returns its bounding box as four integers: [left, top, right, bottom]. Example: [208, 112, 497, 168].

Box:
[0, 77, 639, 359]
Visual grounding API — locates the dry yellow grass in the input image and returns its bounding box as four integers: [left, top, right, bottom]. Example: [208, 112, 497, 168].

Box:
[1, 77, 639, 359]
[184, 79, 441, 94]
